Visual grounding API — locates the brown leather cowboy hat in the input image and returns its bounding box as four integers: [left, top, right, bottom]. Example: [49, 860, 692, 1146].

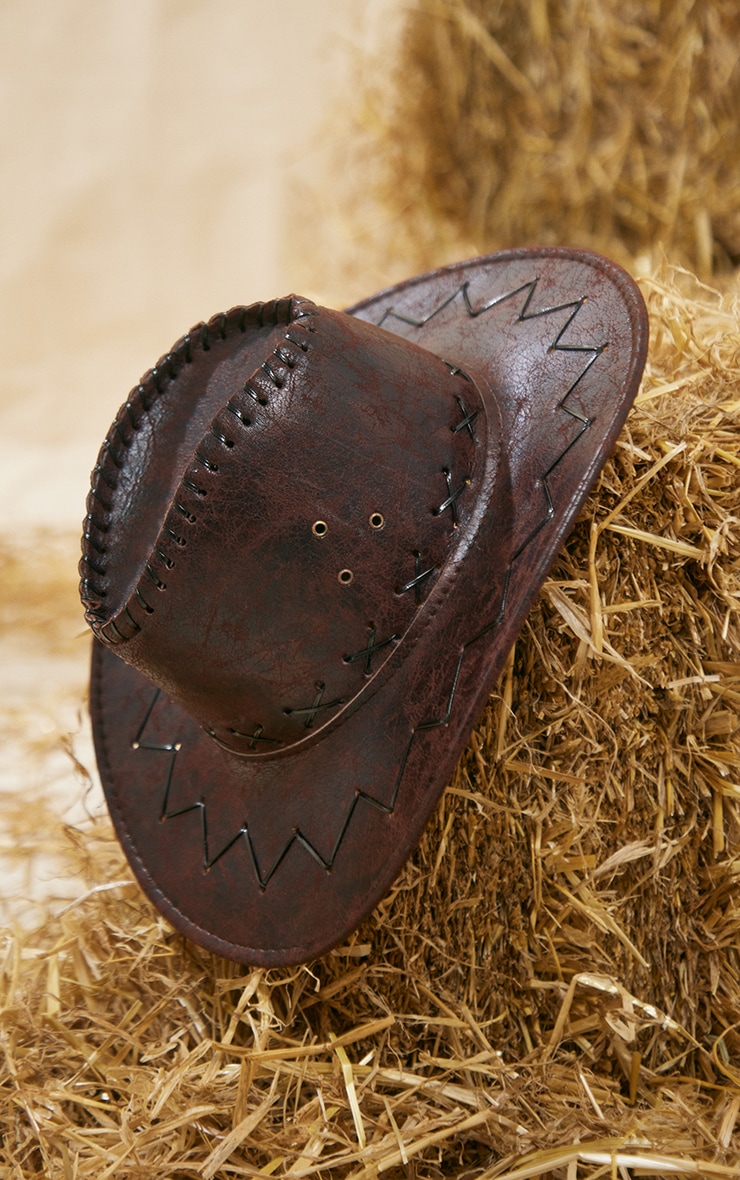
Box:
[80, 248, 648, 966]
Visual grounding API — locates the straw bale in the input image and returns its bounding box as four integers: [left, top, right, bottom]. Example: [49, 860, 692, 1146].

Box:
[369, 0, 740, 280]
[1, 259, 739, 1176]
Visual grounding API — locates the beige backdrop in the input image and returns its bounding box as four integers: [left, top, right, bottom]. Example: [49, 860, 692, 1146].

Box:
[0, 0, 400, 531]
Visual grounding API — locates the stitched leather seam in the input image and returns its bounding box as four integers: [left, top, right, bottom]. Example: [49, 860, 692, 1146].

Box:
[81, 297, 316, 636]
[120, 298, 317, 639]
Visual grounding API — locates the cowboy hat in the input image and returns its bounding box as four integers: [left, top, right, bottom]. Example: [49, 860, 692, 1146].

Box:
[80, 248, 648, 965]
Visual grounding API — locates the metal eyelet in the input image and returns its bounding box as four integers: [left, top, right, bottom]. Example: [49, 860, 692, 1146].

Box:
[338, 569, 353, 585]
[369, 512, 385, 530]
[312, 520, 328, 537]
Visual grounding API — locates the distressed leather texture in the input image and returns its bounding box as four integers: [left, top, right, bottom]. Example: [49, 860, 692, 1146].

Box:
[81, 248, 648, 966]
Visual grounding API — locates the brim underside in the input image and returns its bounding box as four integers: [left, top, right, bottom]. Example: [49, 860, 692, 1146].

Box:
[91, 248, 648, 965]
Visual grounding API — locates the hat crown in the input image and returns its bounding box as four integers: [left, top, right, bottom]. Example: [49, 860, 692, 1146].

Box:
[81, 297, 495, 756]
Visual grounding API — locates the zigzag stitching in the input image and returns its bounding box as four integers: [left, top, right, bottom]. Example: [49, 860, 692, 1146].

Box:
[133, 278, 606, 884]
[378, 279, 606, 557]
[135, 694, 396, 888]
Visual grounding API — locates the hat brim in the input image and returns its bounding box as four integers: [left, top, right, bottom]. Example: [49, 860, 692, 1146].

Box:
[90, 248, 648, 965]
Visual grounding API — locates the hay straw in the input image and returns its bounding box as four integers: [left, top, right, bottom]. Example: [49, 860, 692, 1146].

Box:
[2, 257, 739, 1176]
[329, 0, 740, 296]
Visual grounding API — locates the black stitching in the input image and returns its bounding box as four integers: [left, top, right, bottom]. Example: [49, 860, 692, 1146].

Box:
[80, 576, 104, 599]
[432, 467, 468, 527]
[284, 682, 346, 729]
[134, 588, 154, 614]
[397, 550, 436, 604]
[261, 360, 283, 388]
[452, 396, 479, 441]
[444, 362, 472, 381]
[174, 501, 196, 522]
[101, 438, 123, 468]
[103, 618, 126, 644]
[85, 510, 108, 535]
[83, 529, 106, 555]
[123, 606, 141, 635]
[225, 401, 251, 425]
[93, 463, 117, 492]
[183, 478, 207, 497]
[88, 486, 112, 512]
[210, 425, 234, 448]
[144, 562, 166, 590]
[156, 547, 174, 570]
[243, 382, 268, 406]
[163, 525, 186, 546]
[344, 626, 399, 676]
[228, 724, 282, 750]
[80, 552, 106, 577]
[195, 451, 218, 473]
